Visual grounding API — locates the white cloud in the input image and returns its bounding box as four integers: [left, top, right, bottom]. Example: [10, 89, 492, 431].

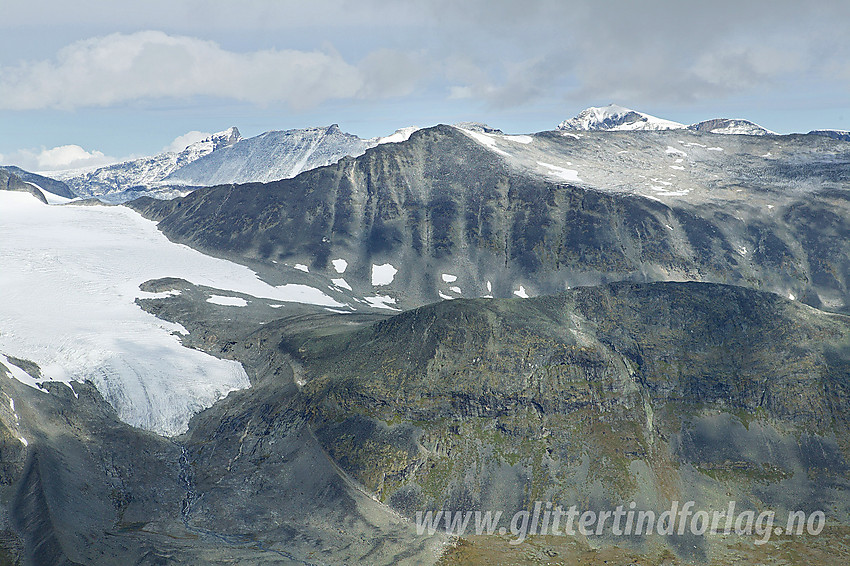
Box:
[0, 31, 425, 111]
[164, 131, 210, 153]
[4, 145, 117, 172]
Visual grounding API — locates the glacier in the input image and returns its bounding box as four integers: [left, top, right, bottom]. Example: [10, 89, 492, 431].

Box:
[0, 191, 343, 436]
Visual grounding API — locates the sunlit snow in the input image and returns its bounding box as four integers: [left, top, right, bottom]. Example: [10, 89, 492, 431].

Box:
[207, 295, 248, 307]
[331, 258, 348, 273]
[363, 294, 401, 310]
[371, 263, 398, 286]
[537, 162, 582, 182]
[0, 191, 343, 436]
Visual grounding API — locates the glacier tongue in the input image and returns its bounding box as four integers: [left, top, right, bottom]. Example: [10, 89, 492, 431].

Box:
[0, 191, 340, 436]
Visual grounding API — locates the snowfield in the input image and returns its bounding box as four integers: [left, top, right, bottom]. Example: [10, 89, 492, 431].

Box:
[0, 191, 342, 436]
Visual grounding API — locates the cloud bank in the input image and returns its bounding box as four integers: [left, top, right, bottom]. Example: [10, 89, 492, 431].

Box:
[2, 144, 117, 172]
[0, 31, 421, 110]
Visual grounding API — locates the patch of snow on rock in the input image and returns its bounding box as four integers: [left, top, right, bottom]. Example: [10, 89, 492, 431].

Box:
[537, 162, 582, 183]
[371, 263, 398, 286]
[207, 295, 248, 307]
[332, 258, 348, 273]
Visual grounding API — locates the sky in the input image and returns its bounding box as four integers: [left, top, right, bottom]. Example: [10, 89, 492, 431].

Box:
[1, 0, 849, 171]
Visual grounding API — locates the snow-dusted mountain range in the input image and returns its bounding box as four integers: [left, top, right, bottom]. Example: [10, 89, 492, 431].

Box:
[51, 124, 418, 202]
[54, 127, 241, 201]
[162, 124, 369, 187]
[558, 103, 775, 135]
[22, 105, 843, 205]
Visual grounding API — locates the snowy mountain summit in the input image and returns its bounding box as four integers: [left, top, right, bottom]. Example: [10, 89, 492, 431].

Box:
[687, 118, 775, 135]
[558, 104, 685, 131]
[559, 104, 776, 135]
[177, 126, 243, 164]
[57, 126, 242, 201]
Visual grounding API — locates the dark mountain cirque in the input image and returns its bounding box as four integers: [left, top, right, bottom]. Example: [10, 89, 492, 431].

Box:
[130, 125, 850, 313]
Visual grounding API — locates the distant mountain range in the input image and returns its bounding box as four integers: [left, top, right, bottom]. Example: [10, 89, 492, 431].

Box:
[7, 105, 846, 204]
[50, 124, 418, 203]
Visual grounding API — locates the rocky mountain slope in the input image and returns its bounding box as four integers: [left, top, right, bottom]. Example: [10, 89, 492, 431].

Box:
[130, 123, 850, 314]
[0, 166, 75, 198]
[0, 168, 47, 204]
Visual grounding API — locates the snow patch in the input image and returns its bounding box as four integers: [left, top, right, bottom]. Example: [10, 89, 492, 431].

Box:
[1, 355, 45, 392]
[331, 258, 348, 273]
[207, 295, 248, 307]
[371, 263, 398, 286]
[461, 130, 511, 157]
[514, 286, 529, 299]
[438, 291, 454, 300]
[294, 263, 309, 273]
[332, 278, 352, 290]
[504, 135, 533, 144]
[441, 273, 457, 283]
[450, 286, 461, 294]
[139, 289, 182, 299]
[364, 294, 401, 311]
[537, 162, 582, 183]
[666, 146, 687, 156]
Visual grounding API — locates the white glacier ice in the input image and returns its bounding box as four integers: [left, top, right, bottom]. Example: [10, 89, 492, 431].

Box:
[0, 191, 343, 436]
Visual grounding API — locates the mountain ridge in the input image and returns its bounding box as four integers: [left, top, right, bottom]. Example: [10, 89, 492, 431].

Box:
[559, 104, 776, 135]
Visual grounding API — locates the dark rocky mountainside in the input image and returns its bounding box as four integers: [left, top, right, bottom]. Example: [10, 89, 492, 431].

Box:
[0, 168, 47, 203]
[0, 166, 75, 199]
[286, 281, 850, 562]
[130, 125, 850, 313]
[139, 279, 850, 564]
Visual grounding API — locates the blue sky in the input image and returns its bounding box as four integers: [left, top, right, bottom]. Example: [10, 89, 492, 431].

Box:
[2, 0, 849, 171]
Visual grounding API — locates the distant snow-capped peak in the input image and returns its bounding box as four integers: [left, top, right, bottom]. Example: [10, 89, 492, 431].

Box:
[558, 104, 685, 131]
[372, 126, 420, 145]
[687, 119, 775, 136]
[178, 126, 242, 161]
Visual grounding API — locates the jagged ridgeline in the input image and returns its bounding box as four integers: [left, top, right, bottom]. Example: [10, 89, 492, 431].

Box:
[129, 124, 850, 313]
